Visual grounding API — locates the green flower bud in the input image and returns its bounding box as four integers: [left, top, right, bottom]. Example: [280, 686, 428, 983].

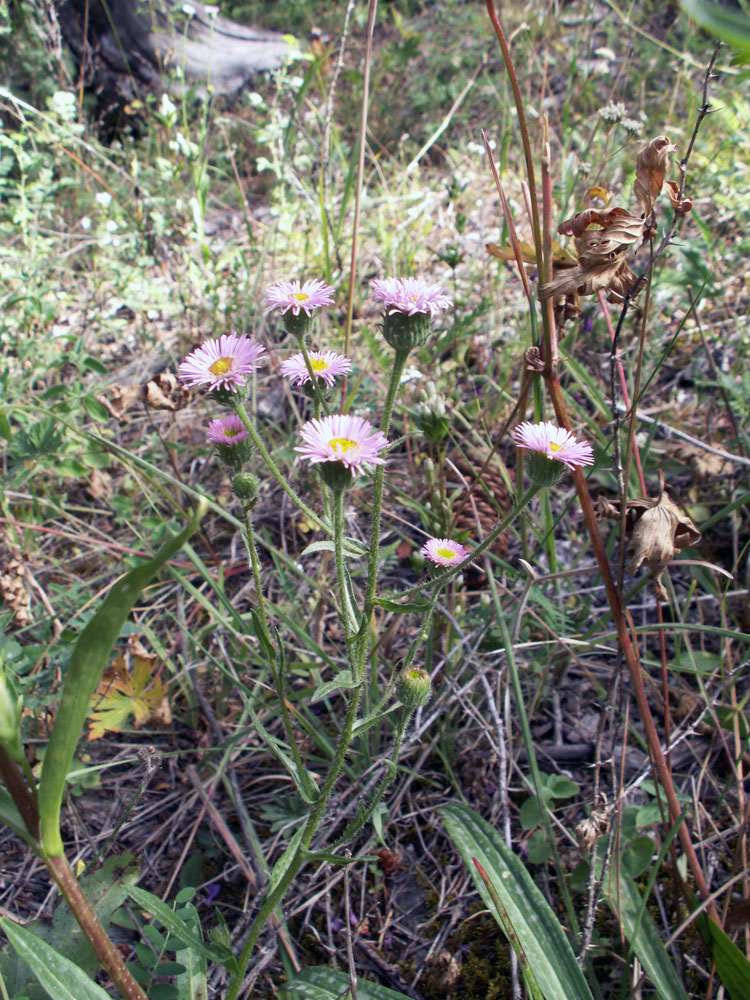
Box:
[382, 310, 432, 352]
[525, 449, 565, 488]
[283, 310, 314, 339]
[397, 666, 432, 709]
[317, 461, 355, 493]
[232, 472, 260, 503]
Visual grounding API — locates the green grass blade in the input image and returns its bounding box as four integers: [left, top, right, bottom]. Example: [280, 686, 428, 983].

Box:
[605, 871, 689, 1000]
[0, 917, 112, 1000]
[441, 801, 594, 1000]
[38, 503, 206, 857]
[282, 966, 412, 999]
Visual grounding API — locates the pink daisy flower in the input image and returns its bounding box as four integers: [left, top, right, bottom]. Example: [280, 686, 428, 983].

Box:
[264, 278, 335, 317]
[280, 350, 352, 388]
[421, 537, 469, 567]
[370, 277, 453, 317]
[178, 334, 265, 392]
[295, 414, 388, 477]
[207, 414, 250, 446]
[513, 421, 594, 471]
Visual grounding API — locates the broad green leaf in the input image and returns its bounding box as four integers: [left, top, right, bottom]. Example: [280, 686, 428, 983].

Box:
[127, 886, 227, 964]
[604, 871, 688, 1000]
[0, 918, 111, 1000]
[282, 966, 412, 999]
[38, 504, 206, 857]
[441, 802, 594, 1000]
[696, 910, 750, 1000]
[0, 854, 139, 1000]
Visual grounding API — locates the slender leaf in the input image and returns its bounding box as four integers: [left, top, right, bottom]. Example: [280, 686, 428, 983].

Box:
[311, 670, 359, 704]
[696, 910, 750, 1000]
[249, 707, 319, 803]
[604, 870, 688, 1000]
[38, 504, 206, 856]
[282, 966, 412, 999]
[268, 825, 305, 895]
[0, 918, 111, 1000]
[441, 801, 594, 1000]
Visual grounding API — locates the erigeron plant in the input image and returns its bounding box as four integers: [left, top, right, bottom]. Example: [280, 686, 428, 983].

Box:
[0, 272, 596, 1000]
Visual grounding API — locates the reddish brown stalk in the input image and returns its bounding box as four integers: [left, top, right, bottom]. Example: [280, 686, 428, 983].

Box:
[546, 376, 718, 922]
[44, 854, 147, 1000]
[0, 747, 39, 840]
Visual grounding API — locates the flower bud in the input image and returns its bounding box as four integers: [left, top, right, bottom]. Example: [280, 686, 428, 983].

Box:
[382, 310, 432, 352]
[316, 461, 354, 493]
[232, 472, 260, 503]
[396, 666, 432, 709]
[525, 449, 565, 488]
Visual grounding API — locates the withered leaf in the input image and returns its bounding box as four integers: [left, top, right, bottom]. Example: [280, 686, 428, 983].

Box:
[143, 372, 191, 411]
[539, 208, 644, 302]
[664, 180, 693, 218]
[633, 135, 676, 216]
[598, 485, 701, 599]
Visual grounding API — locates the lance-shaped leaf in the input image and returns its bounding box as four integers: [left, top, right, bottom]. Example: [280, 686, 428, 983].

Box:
[0, 918, 112, 1000]
[39, 503, 207, 857]
[282, 966, 413, 1000]
[441, 802, 594, 1000]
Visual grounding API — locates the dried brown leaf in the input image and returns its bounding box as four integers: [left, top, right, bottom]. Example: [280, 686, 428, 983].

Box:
[143, 372, 191, 411]
[598, 486, 701, 598]
[664, 180, 693, 218]
[633, 135, 676, 216]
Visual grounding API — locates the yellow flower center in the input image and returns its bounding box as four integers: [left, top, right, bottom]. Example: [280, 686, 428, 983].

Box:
[311, 358, 328, 371]
[548, 441, 563, 453]
[329, 437, 357, 453]
[294, 291, 310, 302]
[436, 547, 457, 561]
[209, 356, 233, 376]
[224, 427, 242, 438]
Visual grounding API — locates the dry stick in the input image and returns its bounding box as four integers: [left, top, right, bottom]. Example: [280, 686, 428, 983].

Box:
[342, 0, 378, 360]
[538, 49, 721, 922]
[343, 853, 359, 1000]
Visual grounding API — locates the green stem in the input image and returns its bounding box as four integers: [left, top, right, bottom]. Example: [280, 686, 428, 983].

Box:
[322, 704, 411, 853]
[296, 336, 330, 416]
[391, 484, 540, 602]
[333, 487, 360, 642]
[234, 400, 330, 535]
[241, 504, 272, 647]
[227, 684, 364, 1000]
[357, 345, 411, 672]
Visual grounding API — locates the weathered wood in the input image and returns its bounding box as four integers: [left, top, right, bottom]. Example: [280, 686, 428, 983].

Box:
[57, 0, 291, 117]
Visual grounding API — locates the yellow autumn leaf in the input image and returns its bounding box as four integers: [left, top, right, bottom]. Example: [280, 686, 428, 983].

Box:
[88, 653, 172, 740]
